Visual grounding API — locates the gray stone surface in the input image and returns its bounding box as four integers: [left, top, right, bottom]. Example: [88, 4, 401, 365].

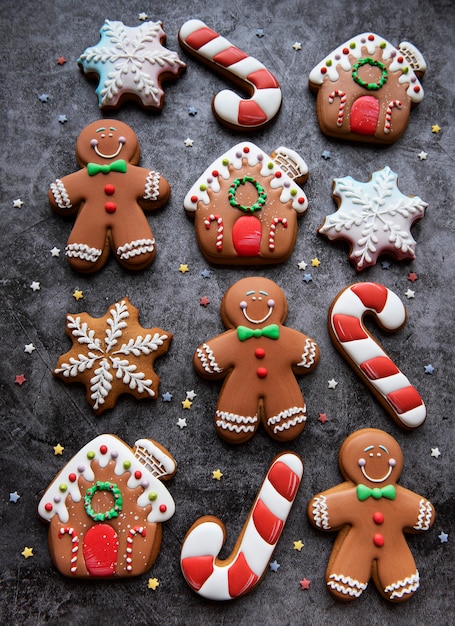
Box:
[1, 0, 454, 624]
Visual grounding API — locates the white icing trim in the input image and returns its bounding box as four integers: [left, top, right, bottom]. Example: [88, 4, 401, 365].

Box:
[413, 499, 433, 531]
[328, 573, 368, 597]
[144, 170, 161, 200]
[297, 338, 318, 367]
[267, 406, 306, 432]
[50, 179, 72, 210]
[196, 344, 223, 374]
[215, 410, 257, 434]
[312, 495, 331, 529]
[384, 571, 419, 599]
[66, 243, 102, 263]
[117, 238, 155, 260]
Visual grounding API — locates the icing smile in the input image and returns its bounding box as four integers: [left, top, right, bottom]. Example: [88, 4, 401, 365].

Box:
[240, 291, 275, 325]
[358, 445, 396, 483]
[90, 126, 126, 159]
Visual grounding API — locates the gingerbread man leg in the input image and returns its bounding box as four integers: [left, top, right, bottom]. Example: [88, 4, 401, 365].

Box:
[262, 380, 307, 441]
[110, 211, 156, 270]
[66, 216, 110, 272]
[325, 535, 372, 600]
[214, 386, 260, 444]
[375, 546, 419, 601]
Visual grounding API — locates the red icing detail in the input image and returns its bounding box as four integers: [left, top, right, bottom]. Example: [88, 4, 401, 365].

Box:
[343, 48, 349, 55]
[321, 67, 327, 74]
[104, 184, 115, 196]
[68, 473, 77, 483]
[373, 511, 385, 525]
[83, 524, 118, 576]
[414, 85, 421, 93]
[360, 356, 399, 380]
[252, 498, 283, 544]
[228, 551, 258, 597]
[368, 34, 375, 41]
[298, 197, 305, 204]
[268, 460, 300, 501]
[191, 195, 198, 203]
[159, 504, 167, 513]
[351, 282, 388, 312]
[373, 533, 385, 547]
[257, 367, 268, 378]
[274, 171, 282, 178]
[181, 555, 214, 590]
[255, 348, 266, 359]
[185, 27, 219, 50]
[212, 170, 219, 177]
[214, 46, 248, 67]
[99, 445, 108, 454]
[350, 96, 380, 135]
[243, 146, 250, 153]
[332, 314, 368, 342]
[387, 386, 423, 414]
[105, 202, 117, 213]
[45, 502, 53, 512]
[247, 68, 280, 90]
[397, 56, 404, 63]
[134, 470, 142, 480]
[238, 100, 268, 126]
[232, 216, 262, 256]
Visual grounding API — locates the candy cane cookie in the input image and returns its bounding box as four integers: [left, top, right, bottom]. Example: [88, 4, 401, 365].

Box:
[178, 19, 282, 130]
[329, 282, 426, 429]
[181, 452, 303, 600]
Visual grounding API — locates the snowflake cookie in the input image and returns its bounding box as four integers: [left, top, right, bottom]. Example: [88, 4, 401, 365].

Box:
[78, 19, 186, 110]
[53, 298, 172, 414]
[318, 166, 427, 271]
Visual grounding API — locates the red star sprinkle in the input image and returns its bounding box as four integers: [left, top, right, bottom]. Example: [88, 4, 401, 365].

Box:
[407, 272, 418, 282]
[15, 374, 27, 385]
[318, 413, 328, 423]
[300, 578, 311, 590]
[56, 56, 67, 65]
[199, 296, 210, 307]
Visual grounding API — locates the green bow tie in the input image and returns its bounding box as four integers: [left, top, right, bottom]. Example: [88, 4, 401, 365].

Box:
[87, 159, 127, 176]
[237, 324, 280, 341]
[357, 484, 396, 501]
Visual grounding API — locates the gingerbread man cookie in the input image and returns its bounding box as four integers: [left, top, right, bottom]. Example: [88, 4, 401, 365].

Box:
[193, 277, 319, 443]
[38, 434, 176, 578]
[49, 120, 170, 273]
[307, 428, 435, 602]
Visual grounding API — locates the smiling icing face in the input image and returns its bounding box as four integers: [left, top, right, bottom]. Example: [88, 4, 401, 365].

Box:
[76, 119, 140, 166]
[221, 277, 288, 329]
[339, 429, 404, 486]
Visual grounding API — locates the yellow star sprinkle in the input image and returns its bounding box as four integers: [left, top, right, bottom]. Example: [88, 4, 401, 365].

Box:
[431, 124, 441, 133]
[147, 577, 160, 590]
[311, 258, 321, 267]
[179, 263, 189, 273]
[293, 539, 305, 551]
[22, 547, 34, 559]
[181, 398, 192, 409]
[73, 289, 84, 301]
[53, 443, 64, 455]
[212, 469, 223, 481]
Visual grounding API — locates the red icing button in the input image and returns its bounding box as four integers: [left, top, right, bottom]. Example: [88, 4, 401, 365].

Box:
[105, 202, 117, 213]
[99, 445, 108, 454]
[373, 533, 385, 547]
[68, 473, 77, 483]
[104, 184, 115, 196]
[373, 511, 385, 525]
[257, 367, 268, 378]
[255, 348, 266, 359]
[45, 502, 53, 512]
[159, 504, 167, 513]
[134, 470, 142, 480]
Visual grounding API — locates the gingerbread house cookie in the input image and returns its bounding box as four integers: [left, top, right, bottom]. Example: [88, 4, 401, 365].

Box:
[38, 435, 176, 579]
[184, 142, 309, 265]
[309, 33, 426, 144]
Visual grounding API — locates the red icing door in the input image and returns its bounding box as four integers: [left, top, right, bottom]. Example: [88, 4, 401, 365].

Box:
[350, 96, 379, 135]
[232, 216, 262, 256]
[83, 524, 119, 576]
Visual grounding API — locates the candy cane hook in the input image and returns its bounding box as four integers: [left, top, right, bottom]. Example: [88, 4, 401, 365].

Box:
[180, 452, 303, 600]
[179, 19, 282, 130]
[328, 90, 347, 126]
[124, 526, 147, 572]
[329, 282, 426, 429]
[384, 100, 403, 134]
[268, 217, 288, 251]
[204, 214, 224, 250]
[59, 526, 79, 574]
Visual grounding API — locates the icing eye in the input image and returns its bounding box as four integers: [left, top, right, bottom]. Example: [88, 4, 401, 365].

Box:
[108, 133, 113, 137]
[90, 139, 98, 147]
[389, 458, 396, 467]
[100, 133, 106, 138]
[358, 458, 366, 467]
[240, 301, 247, 309]
[377, 453, 382, 457]
[119, 136, 126, 144]
[268, 299, 275, 307]
[369, 453, 374, 457]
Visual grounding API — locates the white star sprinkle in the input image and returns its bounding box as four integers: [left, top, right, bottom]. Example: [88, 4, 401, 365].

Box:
[297, 260, 308, 270]
[24, 343, 36, 354]
[50, 247, 61, 257]
[328, 379, 338, 389]
[292, 42, 302, 51]
[418, 151, 428, 160]
[177, 417, 187, 429]
[431, 447, 441, 458]
[184, 138, 194, 147]
[13, 198, 24, 208]
[30, 281, 41, 291]
[405, 289, 415, 299]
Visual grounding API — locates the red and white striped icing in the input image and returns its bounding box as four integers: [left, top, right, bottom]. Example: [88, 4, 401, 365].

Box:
[179, 19, 282, 129]
[329, 282, 426, 429]
[180, 452, 303, 600]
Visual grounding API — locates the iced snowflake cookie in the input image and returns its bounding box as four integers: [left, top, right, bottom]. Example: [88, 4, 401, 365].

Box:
[49, 120, 171, 273]
[309, 33, 426, 144]
[318, 166, 427, 271]
[38, 434, 176, 578]
[307, 428, 435, 602]
[184, 142, 309, 265]
[53, 298, 172, 414]
[78, 20, 186, 110]
[193, 277, 319, 443]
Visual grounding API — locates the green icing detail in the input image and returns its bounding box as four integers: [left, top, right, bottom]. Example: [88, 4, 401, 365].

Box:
[228, 176, 267, 213]
[123, 460, 131, 469]
[148, 491, 158, 501]
[87, 450, 95, 460]
[84, 480, 123, 522]
[352, 57, 388, 90]
[59, 483, 67, 492]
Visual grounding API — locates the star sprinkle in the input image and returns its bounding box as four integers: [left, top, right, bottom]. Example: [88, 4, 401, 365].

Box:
[431, 124, 441, 134]
[408, 272, 418, 282]
[328, 379, 338, 389]
[438, 531, 448, 544]
[177, 417, 187, 429]
[50, 246, 61, 257]
[187, 106, 198, 116]
[38, 93, 49, 102]
[56, 56, 67, 65]
[30, 281, 40, 291]
[212, 469, 223, 481]
[319, 166, 427, 271]
[418, 151, 428, 160]
[162, 391, 173, 402]
[405, 289, 415, 299]
[78, 20, 186, 109]
[179, 263, 189, 273]
[381, 260, 391, 270]
[321, 150, 331, 160]
[186, 390, 197, 401]
[311, 258, 321, 267]
[72, 289, 83, 301]
[58, 114, 68, 124]
[292, 42, 302, 51]
[53, 298, 172, 414]
[297, 260, 308, 271]
[430, 447, 441, 459]
[200, 296, 210, 307]
[302, 273, 313, 283]
[22, 547, 34, 559]
[53, 443, 64, 455]
[300, 578, 311, 590]
[147, 577, 160, 590]
[201, 268, 212, 278]
[15, 374, 26, 385]
[13, 198, 24, 208]
[9, 491, 20, 503]
[318, 413, 328, 424]
[24, 343, 35, 354]
[256, 28, 265, 38]
[181, 398, 192, 410]
[138, 12, 148, 21]
[424, 364, 435, 374]
[184, 138, 194, 147]
[269, 560, 280, 572]
[293, 540, 304, 551]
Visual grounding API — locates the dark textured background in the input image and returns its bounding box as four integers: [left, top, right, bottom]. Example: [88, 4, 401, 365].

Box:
[1, 0, 454, 624]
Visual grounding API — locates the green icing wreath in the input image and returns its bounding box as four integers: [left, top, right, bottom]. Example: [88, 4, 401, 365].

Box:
[84, 480, 123, 522]
[352, 57, 388, 90]
[228, 176, 267, 213]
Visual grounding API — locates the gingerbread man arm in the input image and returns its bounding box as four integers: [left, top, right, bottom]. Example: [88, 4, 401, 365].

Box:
[49, 169, 88, 216]
[394, 485, 435, 532]
[283, 327, 320, 375]
[136, 166, 170, 212]
[308, 484, 356, 531]
[193, 331, 236, 380]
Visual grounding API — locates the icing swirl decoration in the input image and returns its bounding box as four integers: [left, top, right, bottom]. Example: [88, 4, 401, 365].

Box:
[351, 58, 388, 90]
[228, 176, 267, 213]
[84, 481, 123, 522]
